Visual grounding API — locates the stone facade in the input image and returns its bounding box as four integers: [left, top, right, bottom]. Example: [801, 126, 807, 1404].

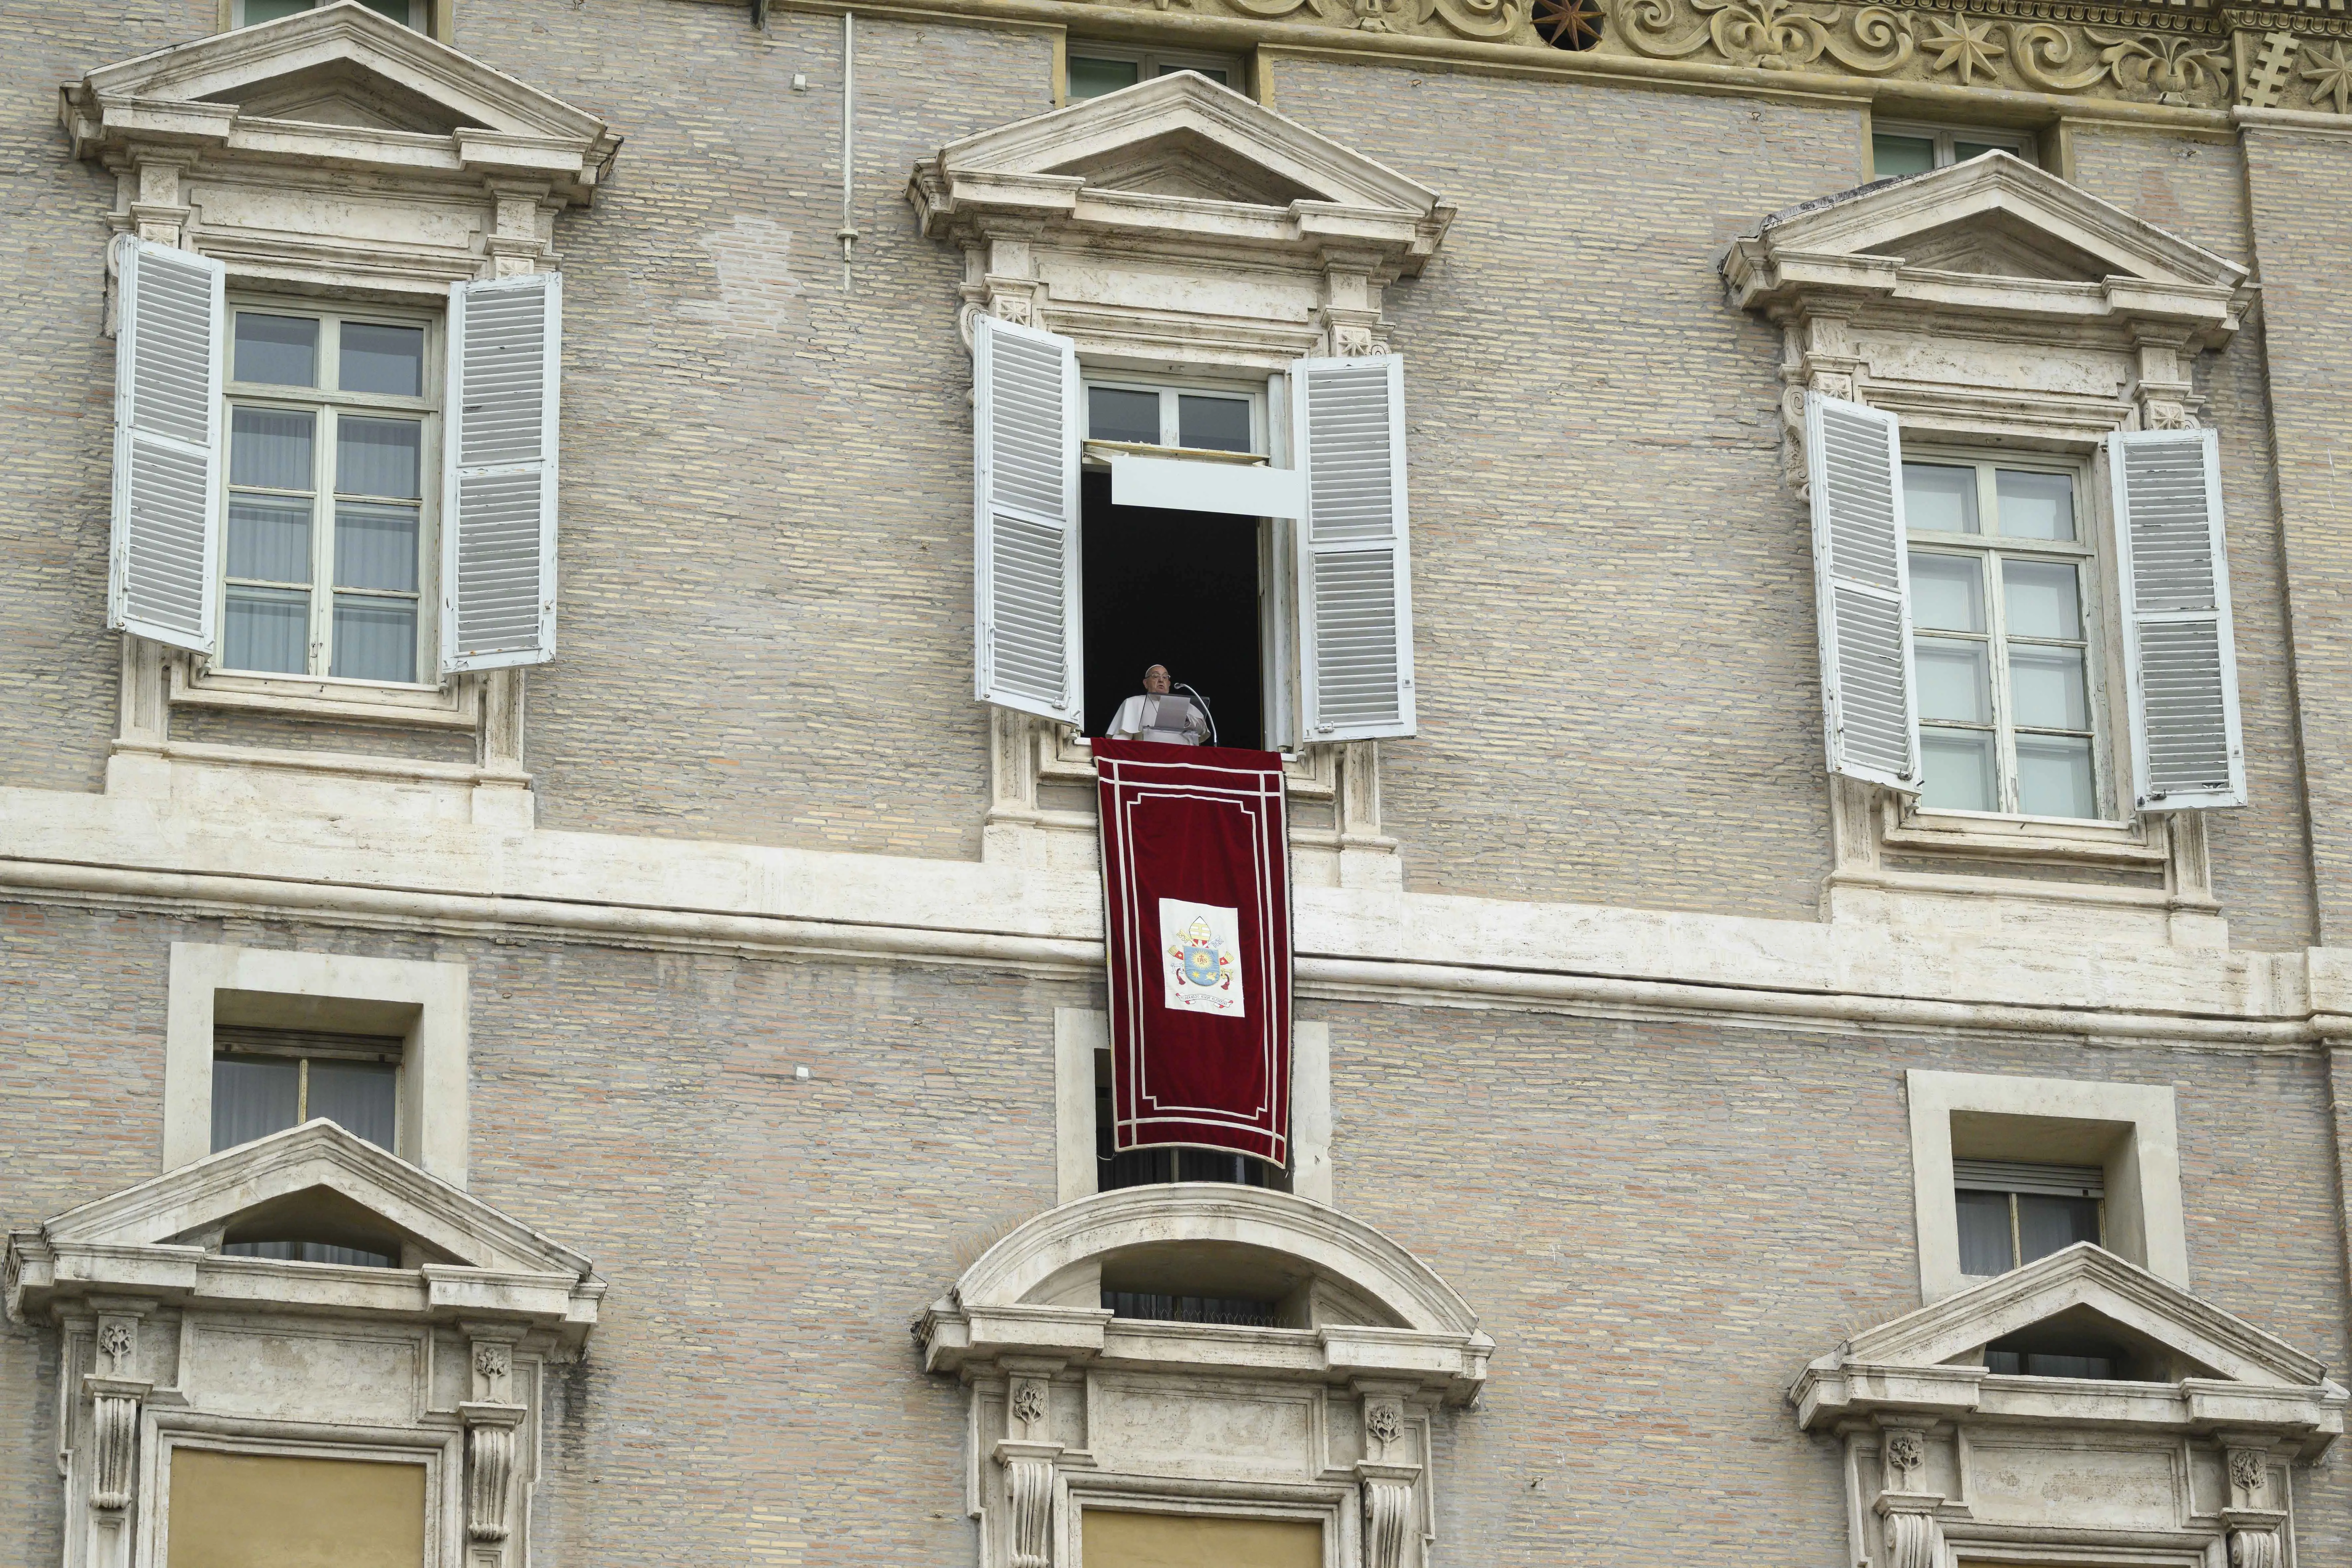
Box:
[3, 1, 2352, 1566]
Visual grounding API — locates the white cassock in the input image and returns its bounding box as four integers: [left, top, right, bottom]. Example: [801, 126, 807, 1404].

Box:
[1108, 693, 1207, 746]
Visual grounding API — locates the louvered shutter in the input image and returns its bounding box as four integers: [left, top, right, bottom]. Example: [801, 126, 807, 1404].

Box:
[2109, 428, 2244, 809]
[1292, 354, 1415, 741]
[972, 314, 1082, 723]
[109, 236, 224, 653]
[440, 272, 561, 674]
[1805, 393, 1921, 789]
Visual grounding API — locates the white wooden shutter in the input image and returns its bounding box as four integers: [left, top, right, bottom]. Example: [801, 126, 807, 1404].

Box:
[1292, 353, 1415, 741]
[1805, 392, 1921, 789]
[2109, 427, 2244, 810]
[108, 236, 224, 653]
[972, 314, 1082, 723]
[441, 272, 561, 674]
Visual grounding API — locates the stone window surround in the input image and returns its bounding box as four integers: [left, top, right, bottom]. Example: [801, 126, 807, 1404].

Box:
[1054, 1006, 1332, 1207]
[164, 941, 470, 1184]
[218, 0, 456, 41]
[1906, 1067, 2185, 1303]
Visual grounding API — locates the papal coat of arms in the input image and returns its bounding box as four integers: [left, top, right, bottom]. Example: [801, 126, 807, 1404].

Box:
[1158, 898, 1245, 1018]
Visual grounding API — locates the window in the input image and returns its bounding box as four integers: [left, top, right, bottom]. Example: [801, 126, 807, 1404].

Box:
[211, 1026, 400, 1155]
[222, 303, 438, 684]
[1067, 44, 1243, 101]
[167, 1450, 428, 1568]
[1872, 120, 2031, 178]
[236, 0, 424, 26]
[1905, 454, 2104, 819]
[1081, 378, 1271, 745]
[1953, 1158, 2102, 1276]
[1093, 1050, 1282, 1193]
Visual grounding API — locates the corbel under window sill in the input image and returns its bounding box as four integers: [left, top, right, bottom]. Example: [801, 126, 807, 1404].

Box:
[1044, 728, 1337, 801]
[170, 658, 481, 731]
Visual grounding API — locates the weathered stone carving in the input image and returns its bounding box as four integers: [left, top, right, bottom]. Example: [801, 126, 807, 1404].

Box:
[1883, 1427, 1925, 1484]
[1878, 1497, 1943, 1568]
[86, 1379, 143, 1512]
[96, 1321, 133, 1371]
[1003, 1451, 1055, 1568]
[1362, 1471, 1415, 1568]
[465, 1420, 518, 1542]
[2305, 39, 2352, 113]
[2229, 1447, 2268, 1499]
[1011, 1379, 1047, 1433]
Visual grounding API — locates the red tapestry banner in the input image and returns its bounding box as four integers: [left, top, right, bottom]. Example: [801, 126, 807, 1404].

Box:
[1095, 739, 1292, 1166]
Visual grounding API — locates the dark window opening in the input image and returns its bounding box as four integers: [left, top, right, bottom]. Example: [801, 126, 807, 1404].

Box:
[1081, 469, 1262, 748]
[212, 1026, 399, 1155]
[1983, 1330, 2130, 1380]
[1103, 1290, 1280, 1327]
[1095, 1076, 1280, 1193]
[1953, 1159, 2102, 1275]
[224, 1239, 394, 1268]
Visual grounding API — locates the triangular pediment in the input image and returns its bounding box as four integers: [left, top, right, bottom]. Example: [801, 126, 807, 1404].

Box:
[1749, 152, 2244, 291]
[926, 70, 1445, 220]
[68, 1, 611, 149]
[38, 1120, 591, 1280]
[1843, 1244, 2325, 1389]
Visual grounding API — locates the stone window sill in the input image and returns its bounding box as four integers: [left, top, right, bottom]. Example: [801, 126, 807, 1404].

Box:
[170, 656, 481, 731]
[1043, 727, 1337, 802]
[1884, 800, 2167, 869]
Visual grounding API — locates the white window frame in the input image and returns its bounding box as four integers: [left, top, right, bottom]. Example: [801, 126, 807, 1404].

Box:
[216, 295, 443, 689]
[1082, 374, 1267, 457]
[1870, 119, 2033, 177]
[1906, 1069, 2186, 1302]
[1064, 42, 1247, 102]
[231, 0, 428, 29]
[1903, 446, 2120, 824]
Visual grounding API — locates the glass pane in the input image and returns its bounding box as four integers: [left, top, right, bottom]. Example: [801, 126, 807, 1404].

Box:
[2016, 735, 2098, 819]
[226, 496, 311, 584]
[307, 1060, 398, 1151]
[1921, 727, 1998, 812]
[233, 312, 318, 385]
[241, 0, 316, 20]
[358, 0, 414, 24]
[2010, 645, 2089, 730]
[336, 416, 422, 500]
[1952, 140, 2006, 163]
[2024, 1351, 2114, 1378]
[1955, 1189, 2012, 1275]
[1996, 469, 2075, 540]
[335, 502, 420, 592]
[211, 1055, 300, 1151]
[1068, 57, 1142, 99]
[1177, 394, 1252, 453]
[339, 322, 426, 397]
[223, 586, 310, 674]
[1872, 134, 1936, 178]
[230, 408, 315, 490]
[1190, 67, 1231, 86]
[1902, 463, 1979, 534]
[2017, 1193, 2101, 1263]
[1914, 637, 1990, 723]
[2002, 559, 2081, 639]
[1088, 386, 1161, 445]
[1909, 553, 1985, 632]
[332, 595, 419, 683]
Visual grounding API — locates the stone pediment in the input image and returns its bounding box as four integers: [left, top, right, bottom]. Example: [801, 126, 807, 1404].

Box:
[1723, 152, 2250, 345]
[1793, 1244, 2345, 1452]
[7, 1121, 602, 1335]
[62, 0, 618, 205]
[909, 70, 1452, 275]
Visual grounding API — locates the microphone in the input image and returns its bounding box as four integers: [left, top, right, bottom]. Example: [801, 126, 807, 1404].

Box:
[1173, 682, 1218, 746]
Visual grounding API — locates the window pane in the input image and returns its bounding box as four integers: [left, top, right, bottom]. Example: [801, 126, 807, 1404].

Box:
[1088, 386, 1160, 444]
[1069, 57, 1141, 99]
[336, 502, 420, 592]
[2016, 735, 2098, 819]
[1872, 134, 1936, 177]
[222, 586, 310, 673]
[340, 321, 426, 397]
[332, 595, 419, 682]
[230, 408, 315, 490]
[211, 1055, 300, 1151]
[307, 1060, 398, 1151]
[2024, 1351, 2114, 1378]
[1955, 1189, 2012, 1275]
[359, 0, 414, 24]
[1902, 463, 1979, 534]
[337, 416, 423, 499]
[1177, 394, 1252, 453]
[233, 312, 318, 386]
[2002, 559, 2081, 639]
[227, 497, 311, 584]
[1921, 728, 1998, 811]
[1914, 637, 1990, 723]
[242, 0, 317, 19]
[1909, 553, 1984, 632]
[1952, 140, 2007, 163]
[1996, 469, 2075, 540]
[2010, 645, 2089, 730]
[2017, 1193, 2100, 1263]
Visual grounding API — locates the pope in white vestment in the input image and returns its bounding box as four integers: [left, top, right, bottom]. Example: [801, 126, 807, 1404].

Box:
[1107, 665, 1208, 746]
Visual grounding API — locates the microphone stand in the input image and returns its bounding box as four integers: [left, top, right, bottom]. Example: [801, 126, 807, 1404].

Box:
[1173, 682, 1218, 747]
